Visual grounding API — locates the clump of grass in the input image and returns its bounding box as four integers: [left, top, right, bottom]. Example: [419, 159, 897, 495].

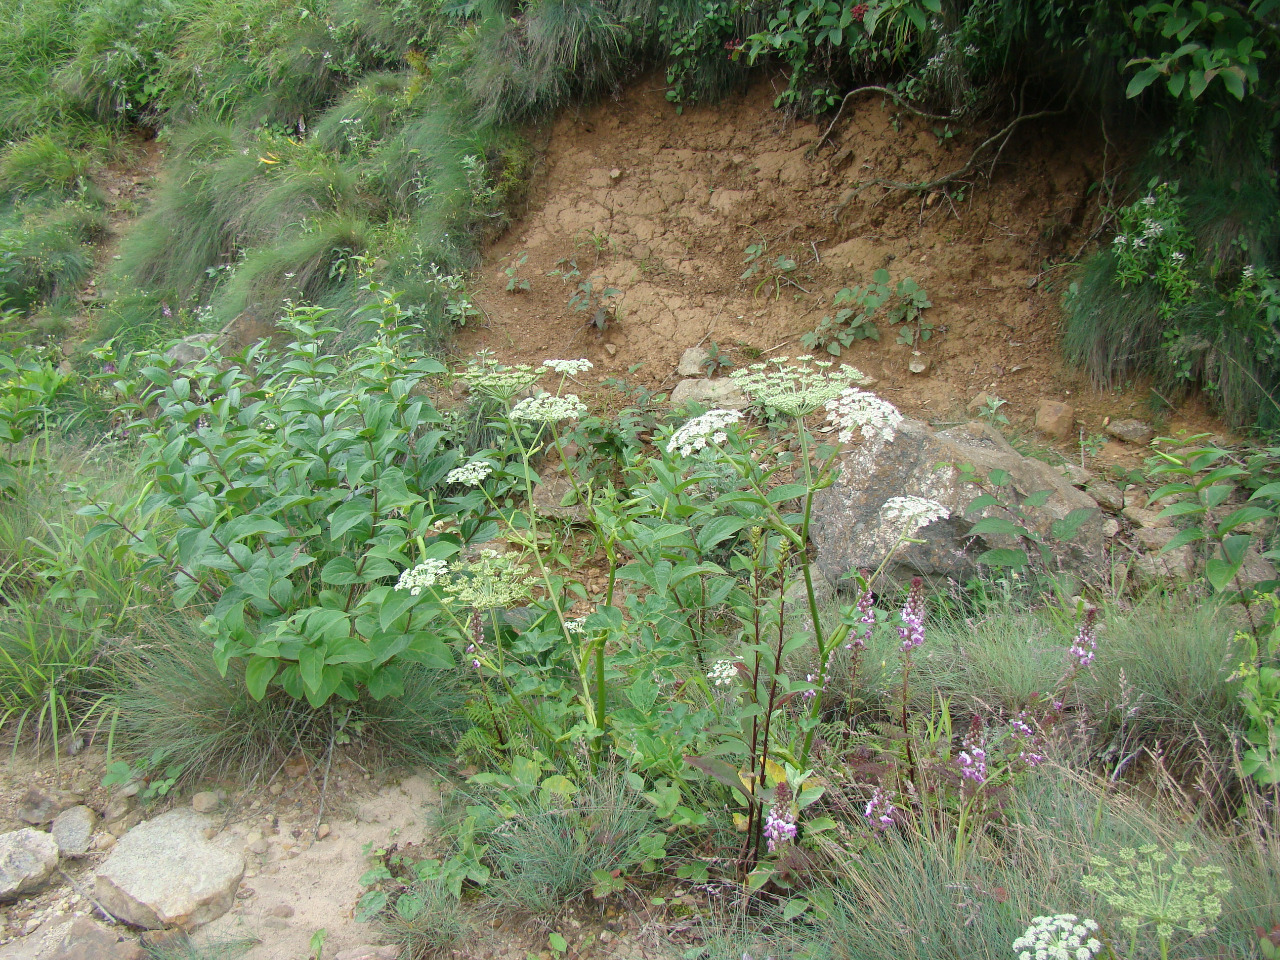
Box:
[471, 769, 660, 915]
[144, 934, 257, 960]
[108, 615, 466, 787]
[0, 202, 107, 313]
[0, 136, 92, 198]
[382, 878, 480, 959]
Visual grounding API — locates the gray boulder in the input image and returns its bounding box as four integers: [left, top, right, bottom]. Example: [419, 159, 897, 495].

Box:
[95, 809, 244, 930]
[810, 420, 1104, 586]
[0, 829, 60, 900]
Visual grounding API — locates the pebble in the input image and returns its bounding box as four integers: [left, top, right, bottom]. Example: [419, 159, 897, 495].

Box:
[266, 904, 295, 919]
[269, 783, 284, 796]
[316, 824, 331, 840]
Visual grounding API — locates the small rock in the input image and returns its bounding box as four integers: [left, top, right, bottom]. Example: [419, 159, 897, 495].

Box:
[48, 917, 142, 960]
[600, 931, 613, 943]
[51, 807, 97, 859]
[604, 343, 618, 356]
[1102, 518, 1120, 539]
[244, 832, 268, 856]
[609, 168, 622, 180]
[531, 475, 588, 522]
[907, 354, 929, 375]
[284, 758, 309, 779]
[676, 347, 710, 377]
[163, 334, 217, 369]
[0, 829, 60, 900]
[265, 904, 294, 919]
[1086, 480, 1125, 512]
[669, 378, 749, 410]
[235, 887, 254, 900]
[1105, 418, 1154, 445]
[1034, 399, 1076, 441]
[95, 809, 245, 930]
[17, 788, 81, 826]
[268, 783, 284, 796]
[191, 792, 221, 815]
[91, 834, 116, 853]
[316, 824, 331, 840]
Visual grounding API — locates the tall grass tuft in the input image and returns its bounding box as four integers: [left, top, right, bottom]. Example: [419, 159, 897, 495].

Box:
[108, 616, 466, 786]
[473, 769, 660, 914]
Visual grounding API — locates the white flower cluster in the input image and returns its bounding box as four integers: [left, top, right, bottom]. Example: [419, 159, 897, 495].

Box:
[1170, 251, 1186, 264]
[510, 392, 587, 424]
[1142, 218, 1164, 238]
[458, 357, 542, 400]
[445, 459, 494, 487]
[707, 658, 740, 687]
[441, 549, 535, 610]
[563, 615, 590, 633]
[1012, 915, 1103, 960]
[395, 558, 449, 596]
[879, 496, 950, 536]
[667, 409, 743, 456]
[543, 359, 593, 376]
[729, 357, 868, 417]
[824, 388, 904, 444]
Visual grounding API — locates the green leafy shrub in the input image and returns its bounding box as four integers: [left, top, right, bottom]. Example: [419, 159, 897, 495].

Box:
[87, 295, 459, 708]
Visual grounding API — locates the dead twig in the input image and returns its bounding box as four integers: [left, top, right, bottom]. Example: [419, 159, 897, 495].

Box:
[833, 79, 1082, 222]
[814, 85, 959, 152]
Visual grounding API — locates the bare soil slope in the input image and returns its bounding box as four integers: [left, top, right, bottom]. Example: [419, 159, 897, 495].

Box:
[461, 77, 1224, 457]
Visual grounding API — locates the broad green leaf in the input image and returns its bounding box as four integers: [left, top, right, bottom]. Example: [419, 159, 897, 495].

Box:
[330, 497, 373, 540]
[1050, 507, 1097, 541]
[969, 517, 1027, 538]
[1205, 556, 1243, 592]
[245, 657, 278, 700]
[1126, 65, 1161, 98]
[976, 548, 1028, 569]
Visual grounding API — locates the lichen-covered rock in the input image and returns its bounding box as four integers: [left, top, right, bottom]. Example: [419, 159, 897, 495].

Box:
[811, 419, 1104, 585]
[94, 809, 244, 930]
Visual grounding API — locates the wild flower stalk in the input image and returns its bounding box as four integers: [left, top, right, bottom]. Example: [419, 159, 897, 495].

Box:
[763, 781, 797, 853]
[898, 577, 926, 783]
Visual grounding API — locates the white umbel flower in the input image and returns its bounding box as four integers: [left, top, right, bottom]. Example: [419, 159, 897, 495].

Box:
[510, 392, 587, 423]
[543, 359, 593, 375]
[707, 659, 741, 686]
[395, 558, 449, 596]
[445, 460, 494, 486]
[458, 357, 542, 400]
[667, 409, 743, 456]
[730, 358, 867, 417]
[1012, 915, 1103, 960]
[824, 388, 904, 444]
[879, 496, 950, 536]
